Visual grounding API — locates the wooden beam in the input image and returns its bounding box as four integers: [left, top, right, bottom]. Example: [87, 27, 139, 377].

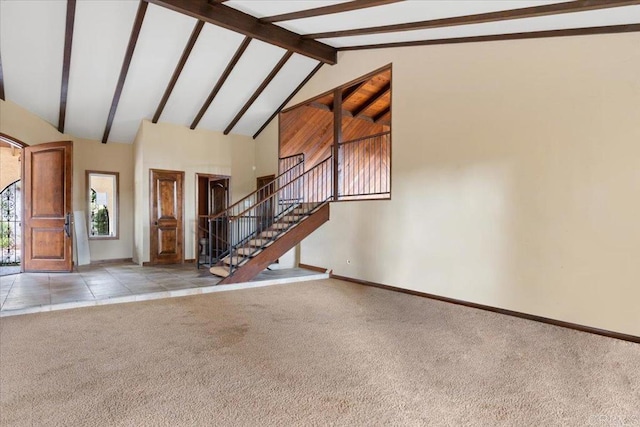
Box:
[283, 63, 391, 114]
[58, 0, 76, 133]
[253, 62, 323, 139]
[260, 0, 403, 23]
[304, 0, 640, 39]
[338, 24, 640, 51]
[342, 80, 368, 105]
[153, 20, 204, 123]
[224, 51, 293, 135]
[0, 51, 5, 101]
[373, 107, 390, 123]
[102, 1, 147, 143]
[306, 102, 354, 118]
[147, 0, 337, 64]
[191, 36, 251, 130]
[352, 83, 390, 117]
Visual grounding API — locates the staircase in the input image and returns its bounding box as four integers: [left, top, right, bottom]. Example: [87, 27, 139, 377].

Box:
[202, 155, 332, 284]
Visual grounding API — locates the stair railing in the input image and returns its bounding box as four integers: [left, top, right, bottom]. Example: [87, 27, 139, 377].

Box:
[337, 131, 390, 200]
[197, 153, 305, 269]
[226, 156, 333, 276]
[279, 153, 305, 175]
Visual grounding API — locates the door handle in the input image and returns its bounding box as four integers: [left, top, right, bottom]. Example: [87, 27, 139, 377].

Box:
[64, 212, 72, 237]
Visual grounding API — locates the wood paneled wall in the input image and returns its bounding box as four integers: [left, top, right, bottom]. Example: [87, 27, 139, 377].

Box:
[279, 105, 387, 171]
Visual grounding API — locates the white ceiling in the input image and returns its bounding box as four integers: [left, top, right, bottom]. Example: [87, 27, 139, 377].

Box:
[321, 5, 640, 48]
[1, 0, 638, 143]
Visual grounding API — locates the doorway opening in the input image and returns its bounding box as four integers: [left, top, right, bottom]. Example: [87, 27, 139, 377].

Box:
[0, 134, 26, 276]
[196, 174, 230, 266]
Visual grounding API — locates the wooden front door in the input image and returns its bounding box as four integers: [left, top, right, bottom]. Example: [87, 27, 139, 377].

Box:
[150, 169, 184, 264]
[23, 141, 73, 272]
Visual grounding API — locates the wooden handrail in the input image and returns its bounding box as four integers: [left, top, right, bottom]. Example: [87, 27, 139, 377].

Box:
[279, 152, 305, 162]
[339, 131, 390, 146]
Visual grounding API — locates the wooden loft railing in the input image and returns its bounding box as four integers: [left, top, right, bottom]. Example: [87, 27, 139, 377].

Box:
[337, 131, 390, 200]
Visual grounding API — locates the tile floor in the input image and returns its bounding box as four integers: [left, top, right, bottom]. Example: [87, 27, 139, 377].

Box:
[0, 263, 326, 315]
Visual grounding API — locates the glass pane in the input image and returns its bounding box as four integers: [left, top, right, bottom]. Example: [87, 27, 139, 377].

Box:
[88, 172, 118, 239]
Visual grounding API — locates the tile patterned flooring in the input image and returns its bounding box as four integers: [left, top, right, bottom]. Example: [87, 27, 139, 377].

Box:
[0, 263, 326, 316]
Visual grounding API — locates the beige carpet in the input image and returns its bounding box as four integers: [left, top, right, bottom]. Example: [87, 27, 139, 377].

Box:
[1, 279, 639, 426]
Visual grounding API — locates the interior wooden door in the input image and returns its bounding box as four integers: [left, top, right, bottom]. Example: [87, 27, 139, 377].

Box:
[256, 175, 275, 233]
[150, 169, 184, 265]
[23, 141, 73, 272]
[210, 179, 228, 215]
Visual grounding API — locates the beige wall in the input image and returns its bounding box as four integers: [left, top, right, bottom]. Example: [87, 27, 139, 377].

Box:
[74, 140, 133, 260]
[0, 99, 134, 261]
[133, 120, 256, 264]
[0, 146, 21, 190]
[255, 33, 640, 336]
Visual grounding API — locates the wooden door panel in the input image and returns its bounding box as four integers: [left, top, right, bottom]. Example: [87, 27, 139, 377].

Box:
[158, 229, 177, 255]
[30, 150, 65, 217]
[31, 230, 65, 258]
[158, 179, 177, 219]
[24, 141, 73, 272]
[150, 169, 183, 264]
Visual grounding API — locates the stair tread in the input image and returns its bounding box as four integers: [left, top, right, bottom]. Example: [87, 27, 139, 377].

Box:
[222, 256, 247, 266]
[248, 238, 273, 247]
[260, 230, 279, 238]
[237, 247, 262, 256]
[270, 223, 290, 230]
[210, 266, 230, 278]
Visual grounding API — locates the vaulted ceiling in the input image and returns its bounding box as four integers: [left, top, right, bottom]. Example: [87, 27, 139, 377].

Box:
[0, 0, 638, 144]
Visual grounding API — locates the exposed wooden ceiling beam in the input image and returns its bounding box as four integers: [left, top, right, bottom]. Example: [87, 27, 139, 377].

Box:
[224, 51, 294, 135]
[0, 52, 5, 101]
[147, 0, 337, 64]
[153, 20, 204, 124]
[338, 24, 640, 51]
[304, 79, 370, 114]
[351, 83, 390, 117]
[191, 36, 251, 130]
[260, 0, 403, 24]
[304, 0, 640, 39]
[373, 107, 390, 123]
[253, 62, 323, 139]
[58, 0, 76, 133]
[341, 80, 368, 106]
[306, 102, 357, 118]
[102, 1, 147, 144]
